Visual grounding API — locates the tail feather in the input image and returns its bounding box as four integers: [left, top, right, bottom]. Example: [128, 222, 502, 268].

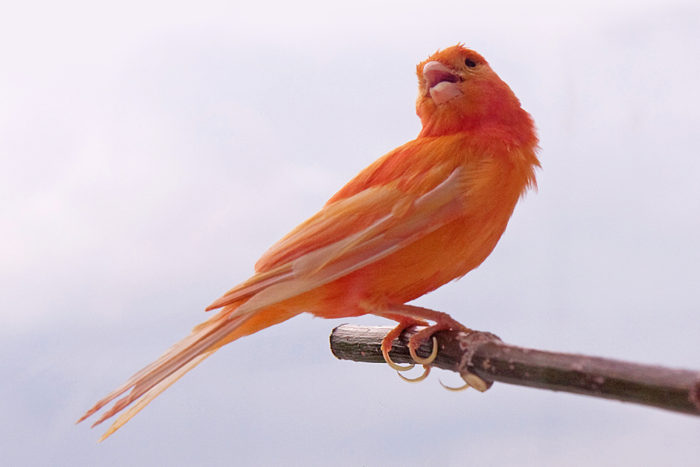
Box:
[97, 351, 213, 441]
[79, 302, 303, 439]
[78, 308, 253, 436]
[89, 318, 240, 426]
[77, 326, 212, 424]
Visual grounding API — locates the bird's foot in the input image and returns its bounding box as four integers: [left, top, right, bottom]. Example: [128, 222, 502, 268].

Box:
[379, 306, 472, 384]
[380, 319, 427, 372]
[405, 315, 468, 365]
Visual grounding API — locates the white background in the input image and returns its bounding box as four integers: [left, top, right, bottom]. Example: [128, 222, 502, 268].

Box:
[2, 0, 699, 465]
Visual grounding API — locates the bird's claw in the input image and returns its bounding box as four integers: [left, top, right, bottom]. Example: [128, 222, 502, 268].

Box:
[440, 378, 470, 391]
[398, 365, 431, 383]
[408, 336, 438, 365]
[440, 371, 490, 392]
[382, 334, 437, 381]
[381, 344, 415, 372]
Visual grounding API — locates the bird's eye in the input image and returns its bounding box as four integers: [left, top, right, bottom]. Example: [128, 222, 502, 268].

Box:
[464, 58, 477, 68]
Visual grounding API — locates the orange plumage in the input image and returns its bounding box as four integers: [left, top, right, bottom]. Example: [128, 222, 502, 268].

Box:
[78, 44, 539, 439]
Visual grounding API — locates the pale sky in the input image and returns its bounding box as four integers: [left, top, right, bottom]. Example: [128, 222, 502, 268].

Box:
[2, 0, 699, 465]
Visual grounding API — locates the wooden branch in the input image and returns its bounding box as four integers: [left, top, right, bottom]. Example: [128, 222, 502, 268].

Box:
[329, 324, 700, 417]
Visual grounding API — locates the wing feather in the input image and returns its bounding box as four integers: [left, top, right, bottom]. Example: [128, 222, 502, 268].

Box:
[208, 166, 468, 315]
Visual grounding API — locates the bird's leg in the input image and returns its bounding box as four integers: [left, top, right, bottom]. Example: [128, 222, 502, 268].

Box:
[377, 316, 428, 372]
[389, 304, 471, 366]
[380, 316, 434, 382]
[376, 305, 472, 383]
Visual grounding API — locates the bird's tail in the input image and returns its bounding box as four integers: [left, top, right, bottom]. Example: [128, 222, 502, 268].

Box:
[77, 303, 300, 440]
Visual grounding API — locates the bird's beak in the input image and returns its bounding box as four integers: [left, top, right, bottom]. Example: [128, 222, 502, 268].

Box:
[422, 61, 462, 105]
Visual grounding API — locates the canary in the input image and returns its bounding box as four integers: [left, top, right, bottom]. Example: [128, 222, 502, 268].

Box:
[78, 44, 539, 439]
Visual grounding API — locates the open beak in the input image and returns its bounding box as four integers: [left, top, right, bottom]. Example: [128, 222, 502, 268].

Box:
[422, 61, 462, 105]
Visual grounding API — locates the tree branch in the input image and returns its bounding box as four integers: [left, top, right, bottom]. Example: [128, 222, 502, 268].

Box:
[329, 324, 700, 417]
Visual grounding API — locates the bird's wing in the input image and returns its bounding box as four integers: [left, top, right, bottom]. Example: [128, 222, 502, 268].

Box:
[206, 164, 468, 313]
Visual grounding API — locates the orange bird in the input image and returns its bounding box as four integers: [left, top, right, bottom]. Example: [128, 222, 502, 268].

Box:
[78, 44, 539, 439]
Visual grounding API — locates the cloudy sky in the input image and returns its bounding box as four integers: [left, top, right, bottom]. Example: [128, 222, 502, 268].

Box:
[2, 0, 699, 465]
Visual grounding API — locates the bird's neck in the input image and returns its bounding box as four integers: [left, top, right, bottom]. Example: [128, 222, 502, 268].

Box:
[418, 106, 535, 147]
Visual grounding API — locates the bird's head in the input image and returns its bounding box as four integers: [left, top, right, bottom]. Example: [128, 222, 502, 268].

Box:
[416, 44, 533, 139]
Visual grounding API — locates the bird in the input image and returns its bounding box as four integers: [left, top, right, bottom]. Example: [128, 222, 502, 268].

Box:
[78, 44, 539, 440]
